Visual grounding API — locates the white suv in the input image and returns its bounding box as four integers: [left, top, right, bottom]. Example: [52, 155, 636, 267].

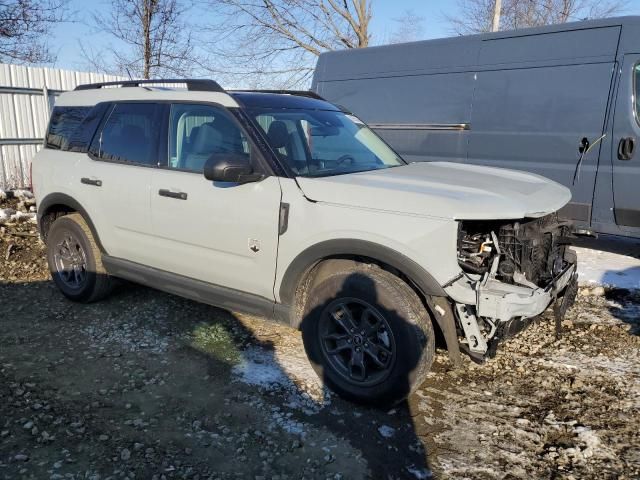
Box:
[32, 79, 578, 404]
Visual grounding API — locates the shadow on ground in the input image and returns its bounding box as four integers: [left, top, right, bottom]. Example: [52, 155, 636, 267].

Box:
[605, 284, 640, 336]
[0, 277, 433, 479]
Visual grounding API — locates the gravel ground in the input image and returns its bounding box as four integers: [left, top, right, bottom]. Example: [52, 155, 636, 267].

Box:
[1, 196, 639, 479]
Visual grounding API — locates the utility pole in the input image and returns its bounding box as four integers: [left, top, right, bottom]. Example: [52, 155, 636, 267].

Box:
[491, 0, 502, 32]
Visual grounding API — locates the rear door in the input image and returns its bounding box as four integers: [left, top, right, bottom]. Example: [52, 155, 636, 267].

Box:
[148, 103, 282, 301]
[610, 55, 640, 233]
[82, 102, 163, 264]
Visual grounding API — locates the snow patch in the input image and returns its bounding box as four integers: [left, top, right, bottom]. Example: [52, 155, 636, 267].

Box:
[538, 351, 640, 407]
[12, 189, 33, 199]
[233, 346, 329, 411]
[232, 344, 332, 437]
[406, 466, 433, 479]
[575, 244, 640, 290]
[0, 208, 36, 224]
[0, 208, 12, 222]
[232, 347, 290, 388]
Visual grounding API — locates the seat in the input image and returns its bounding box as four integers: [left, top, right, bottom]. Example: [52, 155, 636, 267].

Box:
[211, 116, 244, 154]
[267, 121, 307, 173]
[183, 123, 223, 172]
[267, 121, 289, 150]
[119, 125, 149, 163]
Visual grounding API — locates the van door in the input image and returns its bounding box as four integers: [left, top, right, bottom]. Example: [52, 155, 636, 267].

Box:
[611, 55, 640, 232]
[148, 103, 282, 301]
[467, 62, 615, 225]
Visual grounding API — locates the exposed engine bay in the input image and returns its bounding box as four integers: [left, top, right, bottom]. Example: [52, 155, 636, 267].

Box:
[458, 214, 573, 288]
[446, 214, 578, 359]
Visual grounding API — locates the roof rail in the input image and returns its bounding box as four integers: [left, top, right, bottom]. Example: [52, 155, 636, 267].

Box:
[230, 89, 325, 100]
[74, 79, 224, 92]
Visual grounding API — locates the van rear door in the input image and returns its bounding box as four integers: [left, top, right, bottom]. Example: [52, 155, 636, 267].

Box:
[610, 55, 640, 233]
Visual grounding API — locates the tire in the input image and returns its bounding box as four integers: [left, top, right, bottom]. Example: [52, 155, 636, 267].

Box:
[301, 262, 435, 405]
[46, 213, 112, 303]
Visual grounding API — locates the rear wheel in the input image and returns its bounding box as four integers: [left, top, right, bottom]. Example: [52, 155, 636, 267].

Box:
[46, 213, 112, 302]
[301, 262, 435, 405]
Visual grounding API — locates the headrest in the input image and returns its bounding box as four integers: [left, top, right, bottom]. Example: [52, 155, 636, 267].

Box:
[267, 121, 289, 149]
[212, 116, 242, 152]
[191, 123, 223, 154]
[188, 125, 200, 141]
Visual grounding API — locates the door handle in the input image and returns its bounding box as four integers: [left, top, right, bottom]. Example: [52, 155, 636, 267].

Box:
[81, 177, 102, 187]
[617, 137, 635, 160]
[158, 189, 188, 200]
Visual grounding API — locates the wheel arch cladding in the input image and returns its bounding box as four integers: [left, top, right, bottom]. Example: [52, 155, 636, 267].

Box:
[280, 239, 447, 306]
[37, 193, 106, 253]
[280, 240, 462, 365]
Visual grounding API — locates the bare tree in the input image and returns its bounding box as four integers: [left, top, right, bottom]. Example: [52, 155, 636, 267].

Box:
[387, 9, 426, 44]
[0, 0, 69, 64]
[82, 0, 198, 79]
[203, 0, 373, 88]
[449, 0, 628, 35]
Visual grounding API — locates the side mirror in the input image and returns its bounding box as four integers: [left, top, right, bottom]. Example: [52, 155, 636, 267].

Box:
[203, 153, 264, 184]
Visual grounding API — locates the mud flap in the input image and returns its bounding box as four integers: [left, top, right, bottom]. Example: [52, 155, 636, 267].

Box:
[425, 296, 462, 367]
[553, 272, 579, 338]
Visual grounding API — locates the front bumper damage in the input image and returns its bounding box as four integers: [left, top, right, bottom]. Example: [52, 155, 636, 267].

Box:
[445, 215, 578, 359]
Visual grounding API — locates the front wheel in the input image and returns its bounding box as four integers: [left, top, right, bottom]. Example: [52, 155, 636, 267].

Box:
[301, 263, 435, 405]
[46, 213, 112, 303]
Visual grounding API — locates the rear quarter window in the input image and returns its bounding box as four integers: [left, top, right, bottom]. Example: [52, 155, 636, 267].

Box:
[46, 106, 92, 150]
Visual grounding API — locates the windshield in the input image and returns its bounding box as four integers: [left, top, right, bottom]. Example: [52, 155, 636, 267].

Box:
[246, 108, 405, 177]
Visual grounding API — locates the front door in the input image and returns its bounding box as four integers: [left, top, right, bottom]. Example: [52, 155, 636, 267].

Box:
[611, 55, 640, 233]
[149, 103, 282, 301]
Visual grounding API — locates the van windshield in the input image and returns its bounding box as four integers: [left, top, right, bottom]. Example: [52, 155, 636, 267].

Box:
[246, 108, 405, 177]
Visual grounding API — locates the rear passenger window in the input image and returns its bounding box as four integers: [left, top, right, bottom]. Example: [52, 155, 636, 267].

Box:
[168, 104, 251, 173]
[90, 103, 162, 165]
[46, 106, 91, 150]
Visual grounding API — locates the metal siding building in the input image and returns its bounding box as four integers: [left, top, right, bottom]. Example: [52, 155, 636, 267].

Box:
[0, 64, 123, 189]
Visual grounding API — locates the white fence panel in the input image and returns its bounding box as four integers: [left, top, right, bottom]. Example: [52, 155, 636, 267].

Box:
[0, 63, 124, 189]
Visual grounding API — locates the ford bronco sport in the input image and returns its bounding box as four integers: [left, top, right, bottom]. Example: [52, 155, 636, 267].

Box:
[32, 79, 578, 405]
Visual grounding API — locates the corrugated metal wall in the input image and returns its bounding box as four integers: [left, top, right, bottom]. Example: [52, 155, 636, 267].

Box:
[0, 63, 124, 189]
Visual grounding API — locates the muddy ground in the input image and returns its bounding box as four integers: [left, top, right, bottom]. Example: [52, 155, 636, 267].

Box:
[1, 196, 639, 479]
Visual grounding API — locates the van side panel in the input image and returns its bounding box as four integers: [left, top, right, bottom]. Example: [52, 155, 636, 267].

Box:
[477, 27, 620, 65]
[467, 62, 616, 221]
[317, 73, 474, 163]
[313, 37, 479, 163]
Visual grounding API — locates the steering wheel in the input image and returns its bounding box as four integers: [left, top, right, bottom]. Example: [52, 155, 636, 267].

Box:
[335, 154, 356, 165]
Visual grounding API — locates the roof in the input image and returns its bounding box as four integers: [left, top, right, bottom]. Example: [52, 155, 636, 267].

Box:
[55, 80, 339, 111]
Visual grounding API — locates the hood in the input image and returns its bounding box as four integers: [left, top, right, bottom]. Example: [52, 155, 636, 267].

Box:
[296, 162, 571, 220]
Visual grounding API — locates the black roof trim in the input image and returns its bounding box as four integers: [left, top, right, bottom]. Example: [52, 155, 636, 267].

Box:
[74, 79, 224, 92]
[229, 89, 325, 100]
[230, 91, 338, 111]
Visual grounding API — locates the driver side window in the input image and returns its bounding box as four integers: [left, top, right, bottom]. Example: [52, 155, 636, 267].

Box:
[169, 104, 251, 173]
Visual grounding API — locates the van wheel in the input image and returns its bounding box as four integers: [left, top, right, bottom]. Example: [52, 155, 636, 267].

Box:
[46, 213, 112, 303]
[301, 263, 435, 405]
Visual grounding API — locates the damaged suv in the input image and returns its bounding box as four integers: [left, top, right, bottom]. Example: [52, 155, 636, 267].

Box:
[33, 79, 577, 404]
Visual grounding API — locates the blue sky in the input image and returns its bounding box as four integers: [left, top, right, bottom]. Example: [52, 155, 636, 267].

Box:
[50, 0, 640, 72]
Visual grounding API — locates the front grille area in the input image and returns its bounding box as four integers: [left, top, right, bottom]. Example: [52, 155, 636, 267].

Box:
[458, 214, 573, 288]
